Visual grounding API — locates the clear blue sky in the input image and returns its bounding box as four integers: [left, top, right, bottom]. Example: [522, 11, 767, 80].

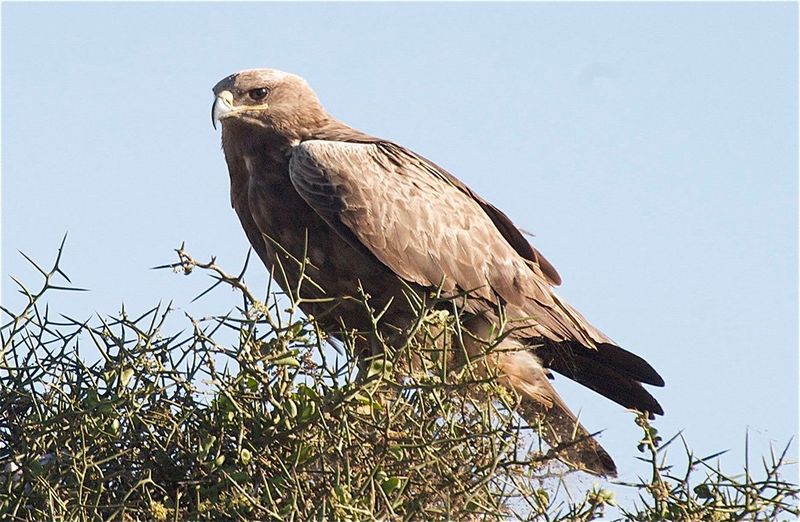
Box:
[3, 1, 797, 496]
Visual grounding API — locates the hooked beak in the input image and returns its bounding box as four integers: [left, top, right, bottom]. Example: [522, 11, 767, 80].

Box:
[212, 90, 235, 130]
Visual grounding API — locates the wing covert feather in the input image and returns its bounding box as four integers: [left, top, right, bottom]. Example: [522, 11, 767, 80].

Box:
[289, 140, 601, 345]
[291, 141, 529, 297]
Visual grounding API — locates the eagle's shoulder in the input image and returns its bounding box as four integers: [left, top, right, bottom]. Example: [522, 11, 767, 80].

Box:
[292, 139, 380, 165]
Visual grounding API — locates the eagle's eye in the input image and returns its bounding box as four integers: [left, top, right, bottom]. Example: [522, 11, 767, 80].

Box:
[249, 88, 269, 101]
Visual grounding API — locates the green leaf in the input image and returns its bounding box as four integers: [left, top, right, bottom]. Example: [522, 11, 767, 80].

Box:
[240, 448, 252, 465]
[367, 358, 393, 379]
[284, 398, 298, 418]
[290, 321, 305, 336]
[199, 434, 217, 459]
[120, 367, 134, 387]
[381, 476, 403, 496]
[295, 444, 313, 465]
[387, 445, 405, 461]
[272, 356, 300, 367]
[229, 470, 251, 483]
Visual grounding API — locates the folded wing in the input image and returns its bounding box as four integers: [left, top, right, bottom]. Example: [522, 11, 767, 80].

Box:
[289, 140, 577, 336]
[288, 139, 663, 416]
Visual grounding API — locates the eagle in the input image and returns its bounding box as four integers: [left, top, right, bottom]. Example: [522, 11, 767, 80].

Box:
[211, 68, 664, 476]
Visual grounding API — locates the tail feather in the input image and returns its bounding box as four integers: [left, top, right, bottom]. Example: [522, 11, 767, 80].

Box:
[539, 341, 665, 418]
[498, 351, 618, 477]
[518, 391, 618, 477]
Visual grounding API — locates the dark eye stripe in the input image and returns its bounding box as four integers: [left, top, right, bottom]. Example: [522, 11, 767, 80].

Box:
[249, 88, 268, 101]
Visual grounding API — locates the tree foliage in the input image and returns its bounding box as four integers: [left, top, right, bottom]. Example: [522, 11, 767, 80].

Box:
[1, 242, 797, 520]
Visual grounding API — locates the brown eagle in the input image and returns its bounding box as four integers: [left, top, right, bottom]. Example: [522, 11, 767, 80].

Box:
[211, 68, 664, 476]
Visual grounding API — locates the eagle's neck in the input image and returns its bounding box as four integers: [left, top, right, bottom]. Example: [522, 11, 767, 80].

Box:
[223, 124, 291, 167]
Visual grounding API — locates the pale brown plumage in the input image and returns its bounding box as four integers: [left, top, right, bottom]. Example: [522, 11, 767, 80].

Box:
[211, 69, 664, 476]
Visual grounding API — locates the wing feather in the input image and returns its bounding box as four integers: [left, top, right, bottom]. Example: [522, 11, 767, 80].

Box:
[289, 140, 595, 345]
[381, 143, 563, 286]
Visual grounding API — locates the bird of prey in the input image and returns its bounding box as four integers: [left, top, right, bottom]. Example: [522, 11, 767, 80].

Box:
[211, 69, 664, 476]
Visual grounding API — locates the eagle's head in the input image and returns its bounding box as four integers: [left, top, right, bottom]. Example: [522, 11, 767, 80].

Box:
[212, 68, 326, 136]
